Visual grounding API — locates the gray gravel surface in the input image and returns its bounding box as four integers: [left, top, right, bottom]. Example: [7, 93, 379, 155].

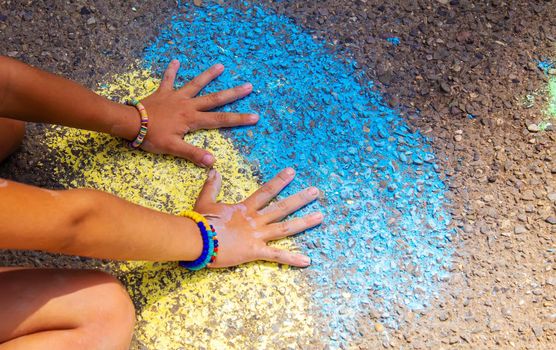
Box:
[263, 1, 556, 348]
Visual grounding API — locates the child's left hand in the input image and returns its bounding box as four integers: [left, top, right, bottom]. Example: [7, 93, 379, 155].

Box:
[194, 167, 323, 268]
[138, 60, 258, 168]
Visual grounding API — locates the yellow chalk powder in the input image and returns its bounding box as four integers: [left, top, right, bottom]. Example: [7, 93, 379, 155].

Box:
[43, 68, 318, 349]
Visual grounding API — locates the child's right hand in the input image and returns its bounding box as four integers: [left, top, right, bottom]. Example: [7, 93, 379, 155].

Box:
[194, 168, 323, 268]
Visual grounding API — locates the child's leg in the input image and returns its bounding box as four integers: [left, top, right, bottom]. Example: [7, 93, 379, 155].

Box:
[0, 118, 25, 162]
[0, 268, 135, 350]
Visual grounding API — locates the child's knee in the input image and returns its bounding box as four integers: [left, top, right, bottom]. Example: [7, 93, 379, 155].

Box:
[0, 118, 25, 161]
[98, 272, 135, 325]
[83, 271, 135, 349]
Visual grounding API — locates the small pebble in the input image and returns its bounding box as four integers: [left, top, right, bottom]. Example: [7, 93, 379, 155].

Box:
[532, 325, 544, 338]
[79, 6, 91, 15]
[527, 123, 540, 132]
[440, 81, 451, 93]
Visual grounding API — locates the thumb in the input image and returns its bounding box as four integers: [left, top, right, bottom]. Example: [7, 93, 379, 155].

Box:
[169, 140, 215, 168]
[195, 169, 222, 208]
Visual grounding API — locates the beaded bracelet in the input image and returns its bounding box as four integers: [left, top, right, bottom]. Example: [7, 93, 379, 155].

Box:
[127, 99, 149, 149]
[178, 210, 219, 271]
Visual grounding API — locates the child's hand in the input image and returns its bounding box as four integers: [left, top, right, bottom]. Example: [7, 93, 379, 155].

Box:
[194, 168, 323, 268]
[139, 60, 258, 167]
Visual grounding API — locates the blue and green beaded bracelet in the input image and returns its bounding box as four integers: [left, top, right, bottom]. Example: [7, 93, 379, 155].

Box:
[178, 210, 219, 271]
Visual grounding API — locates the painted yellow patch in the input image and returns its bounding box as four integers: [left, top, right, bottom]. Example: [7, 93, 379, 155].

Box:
[43, 68, 317, 349]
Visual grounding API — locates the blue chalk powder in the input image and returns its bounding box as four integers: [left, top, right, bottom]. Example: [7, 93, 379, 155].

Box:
[386, 36, 401, 45]
[537, 59, 555, 75]
[144, 1, 453, 343]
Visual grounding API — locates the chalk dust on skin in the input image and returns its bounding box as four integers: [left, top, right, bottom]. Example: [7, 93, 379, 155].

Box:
[42, 68, 322, 349]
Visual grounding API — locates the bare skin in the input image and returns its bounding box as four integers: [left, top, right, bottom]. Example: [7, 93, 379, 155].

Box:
[0, 118, 24, 163]
[0, 56, 257, 167]
[0, 268, 135, 350]
[0, 57, 324, 349]
[197, 168, 322, 267]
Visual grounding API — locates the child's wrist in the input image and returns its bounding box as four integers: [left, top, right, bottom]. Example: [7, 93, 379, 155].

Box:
[172, 215, 204, 261]
[107, 101, 141, 141]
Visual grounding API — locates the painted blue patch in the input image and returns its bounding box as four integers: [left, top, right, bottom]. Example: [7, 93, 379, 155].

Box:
[144, 1, 453, 342]
[386, 37, 400, 45]
[537, 59, 555, 75]
[467, 113, 476, 119]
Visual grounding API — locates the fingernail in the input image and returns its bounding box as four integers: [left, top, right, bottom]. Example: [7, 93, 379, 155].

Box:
[208, 169, 216, 179]
[172, 59, 179, 66]
[308, 187, 319, 196]
[213, 63, 224, 71]
[285, 168, 295, 176]
[249, 114, 259, 123]
[299, 256, 311, 266]
[241, 82, 253, 91]
[311, 212, 324, 221]
[201, 154, 215, 167]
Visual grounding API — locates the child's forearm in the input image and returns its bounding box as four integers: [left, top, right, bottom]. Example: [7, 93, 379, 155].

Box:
[0, 56, 258, 166]
[0, 56, 138, 140]
[0, 179, 202, 261]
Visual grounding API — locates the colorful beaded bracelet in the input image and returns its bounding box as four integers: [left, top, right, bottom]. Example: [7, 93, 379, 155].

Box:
[178, 210, 219, 271]
[127, 99, 149, 149]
